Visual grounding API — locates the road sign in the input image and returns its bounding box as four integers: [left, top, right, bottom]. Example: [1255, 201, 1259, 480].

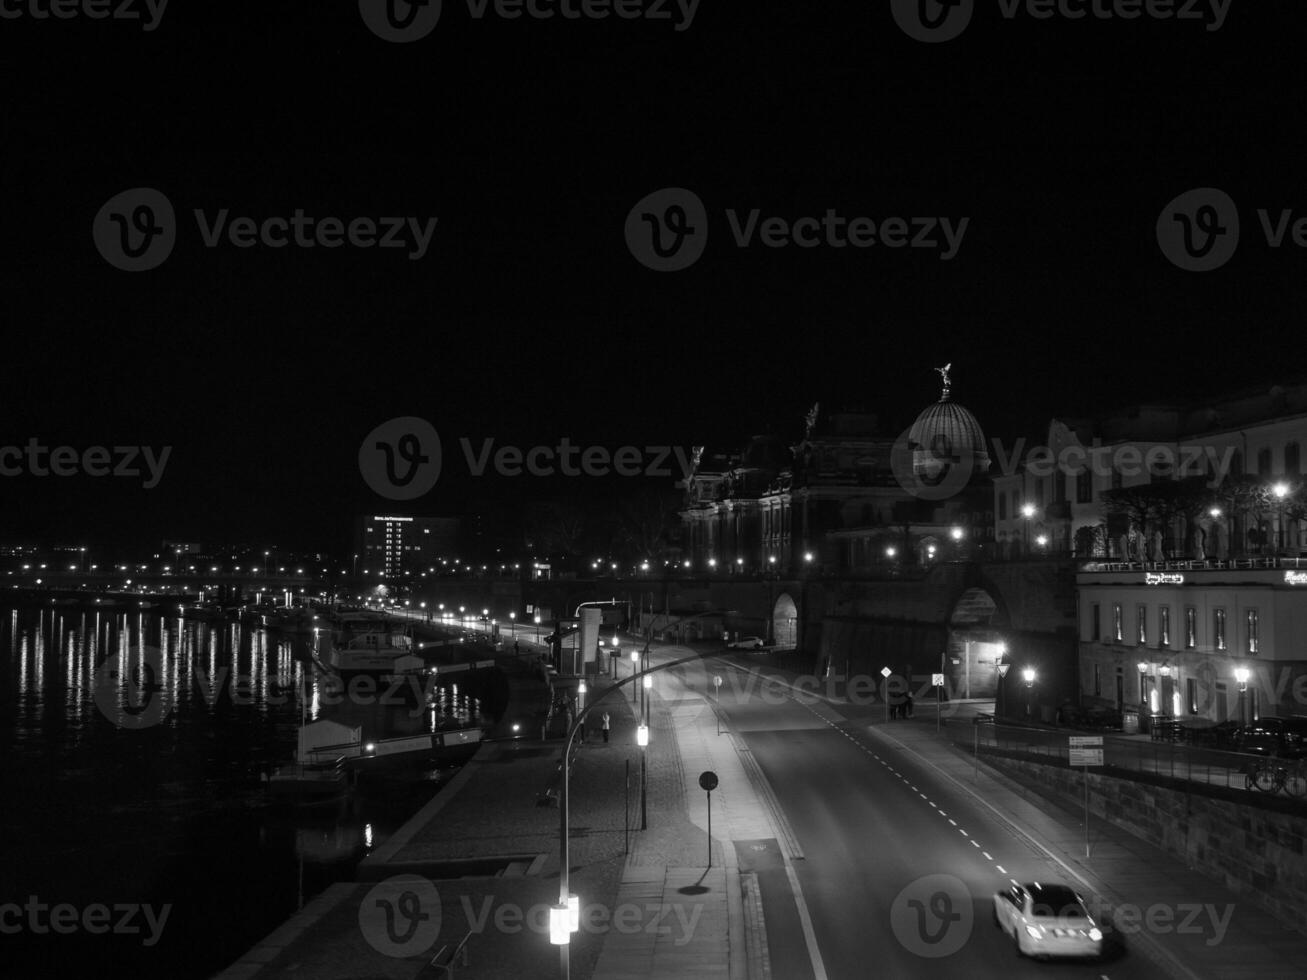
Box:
[880, 667, 892, 678]
[932, 673, 945, 686]
[1069, 748, 1104, 767]
[714, 675, 723, 689]
[1068, 735, 1103, 747]
[699, 771, 718, 792]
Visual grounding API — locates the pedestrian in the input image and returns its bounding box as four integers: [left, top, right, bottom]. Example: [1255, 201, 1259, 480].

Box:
[906, 691, 914, 718]
[514, 640, 521, 656]
[602, 711, 611, 743]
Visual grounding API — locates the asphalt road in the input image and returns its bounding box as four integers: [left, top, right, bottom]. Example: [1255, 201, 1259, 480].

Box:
[720, 668, 1157, 980]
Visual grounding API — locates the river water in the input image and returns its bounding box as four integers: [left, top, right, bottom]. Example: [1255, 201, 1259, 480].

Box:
[0, 603, 499, 978]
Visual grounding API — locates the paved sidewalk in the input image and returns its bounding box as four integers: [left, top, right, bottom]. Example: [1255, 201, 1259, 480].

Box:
[728, 657, 1307, 980]
[216, 643, 783, 980]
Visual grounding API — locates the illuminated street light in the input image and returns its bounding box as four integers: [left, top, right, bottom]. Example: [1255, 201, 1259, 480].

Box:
[1022, 667, 1036, 718]
[1235, 666, 1251, 726]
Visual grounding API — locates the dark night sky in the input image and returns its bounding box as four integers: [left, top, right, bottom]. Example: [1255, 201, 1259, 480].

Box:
[1, 2, 1304, 552]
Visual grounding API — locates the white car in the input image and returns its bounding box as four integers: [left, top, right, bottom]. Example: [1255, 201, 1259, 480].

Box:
[993, 882, 1103, 960]
[725, 635, 765, 649]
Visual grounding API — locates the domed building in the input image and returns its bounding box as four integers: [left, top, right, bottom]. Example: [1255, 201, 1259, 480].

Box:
[907, 363, 991, 486]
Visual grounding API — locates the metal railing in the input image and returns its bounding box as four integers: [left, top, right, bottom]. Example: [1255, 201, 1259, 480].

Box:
[1081, 556, 1307, 573]
[959, 721, 1307, 811]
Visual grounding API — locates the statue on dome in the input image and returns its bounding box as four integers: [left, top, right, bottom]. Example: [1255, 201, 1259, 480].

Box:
[935, 362, 953, 401]
[804, 402, 820, 438]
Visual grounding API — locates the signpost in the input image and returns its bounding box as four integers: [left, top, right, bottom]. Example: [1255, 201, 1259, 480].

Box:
[932, 672, 945, 733]
[1069, 736, 1103, 857]
[713, 675, 723, 735]
[699, 771, 718, 868]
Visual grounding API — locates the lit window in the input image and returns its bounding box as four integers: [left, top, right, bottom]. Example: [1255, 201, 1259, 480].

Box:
[1113, 604, 1123, 642]
[1159, 606, 1170, 648]
[1137, 605, 1147, 645]
[1184, 607, 1196, 649]
[1214, 609, 1226, 651]
[1247, 608, 1259, 654]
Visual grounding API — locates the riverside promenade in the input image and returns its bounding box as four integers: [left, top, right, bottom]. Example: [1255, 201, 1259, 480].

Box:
[215, 636, 787, 980]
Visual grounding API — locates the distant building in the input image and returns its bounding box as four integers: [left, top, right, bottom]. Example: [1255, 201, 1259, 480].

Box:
[163, 541, 203, 556]
[355, 515, 461, 582]
[679, 368, 994, 574]
[995, 380, 1307, 560]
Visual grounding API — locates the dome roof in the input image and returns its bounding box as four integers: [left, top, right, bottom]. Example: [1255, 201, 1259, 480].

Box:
[907, 365, 990, 476]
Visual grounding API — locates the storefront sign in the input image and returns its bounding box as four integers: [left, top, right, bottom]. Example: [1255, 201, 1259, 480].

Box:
[1145, 573, 1185, 585]
[1286, 571, 1307, 586]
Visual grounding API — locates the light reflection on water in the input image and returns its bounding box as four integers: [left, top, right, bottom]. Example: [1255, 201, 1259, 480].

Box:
[0, 603, 494, 978]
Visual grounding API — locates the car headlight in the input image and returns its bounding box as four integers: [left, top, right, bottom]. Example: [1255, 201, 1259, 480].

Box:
[1025, 925, 1042, 939]
[1088, 927, 1102, 942]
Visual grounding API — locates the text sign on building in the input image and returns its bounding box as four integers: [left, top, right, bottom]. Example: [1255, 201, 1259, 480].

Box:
[1286, 571, 1307, 586]
[1145, 573, 1185, 585]
[1068, 736, 1103, 747]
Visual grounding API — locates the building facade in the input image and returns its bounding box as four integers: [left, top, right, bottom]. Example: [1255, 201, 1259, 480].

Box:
[679, 370, 995, 576]
[1077, 559, 1307, 725]
[994, 381, 1307, 561]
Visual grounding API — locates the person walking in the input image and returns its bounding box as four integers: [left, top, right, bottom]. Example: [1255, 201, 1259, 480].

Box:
[601, 711, 611, 743]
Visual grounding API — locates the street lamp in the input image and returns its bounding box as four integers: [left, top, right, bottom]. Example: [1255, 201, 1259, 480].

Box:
[1021, 503, 1036, 556]
[510, 611, 516, 637]
[1234, 666, 1250, 726]
[1273, 482, 1290, 554]
[1022, 667, 1036, 718]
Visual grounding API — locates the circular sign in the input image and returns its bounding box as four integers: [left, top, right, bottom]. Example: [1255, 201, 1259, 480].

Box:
[713, 675, 723, 688]
[699, 771, 718, 792]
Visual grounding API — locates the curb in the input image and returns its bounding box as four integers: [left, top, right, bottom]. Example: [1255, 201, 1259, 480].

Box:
[212, 882, 357, 980]
[726, 866, 747, 980]
[729, 730, 805, 861]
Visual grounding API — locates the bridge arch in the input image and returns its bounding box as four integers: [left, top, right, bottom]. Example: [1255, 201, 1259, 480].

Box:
[771, 592, 798, 649]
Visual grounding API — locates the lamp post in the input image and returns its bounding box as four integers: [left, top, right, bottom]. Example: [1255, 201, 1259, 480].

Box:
[510, 611, 516, 638]
[1022, 667, 1036, 718]
[996, 661, 1010, 718]
[1273, 482, 1290, 554]
[1021, 503, 1036, 557]
[1234, 666, 1250, 727]
[630, 649, 639, 702]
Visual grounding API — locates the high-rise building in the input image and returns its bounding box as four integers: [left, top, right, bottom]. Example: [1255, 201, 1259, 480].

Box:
[354, 515, 461, 582]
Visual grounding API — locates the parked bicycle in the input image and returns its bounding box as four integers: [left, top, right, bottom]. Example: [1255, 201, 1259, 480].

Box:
[1245, 756, 1307, 798]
